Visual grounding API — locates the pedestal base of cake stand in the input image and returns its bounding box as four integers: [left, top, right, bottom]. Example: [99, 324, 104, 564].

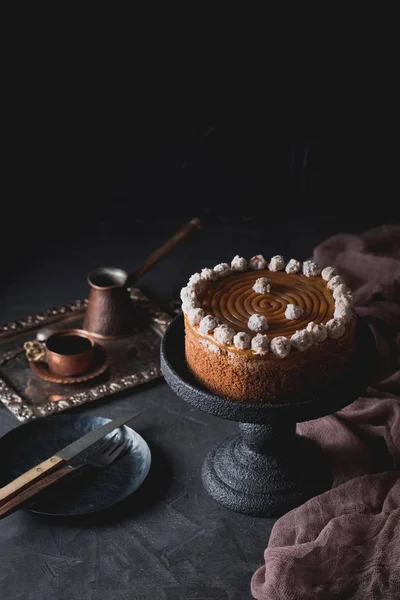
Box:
[160, 315, 375, 517]
[202, 422, 330, 517]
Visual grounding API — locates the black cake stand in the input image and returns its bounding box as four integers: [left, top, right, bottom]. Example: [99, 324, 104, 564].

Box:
[160, 315, 375, 517]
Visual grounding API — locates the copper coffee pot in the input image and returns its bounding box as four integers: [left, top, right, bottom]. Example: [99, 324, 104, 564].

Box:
[83, 218, 201, 339]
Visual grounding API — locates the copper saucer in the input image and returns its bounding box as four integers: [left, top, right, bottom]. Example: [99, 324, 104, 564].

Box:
[30, 345, 109, 384]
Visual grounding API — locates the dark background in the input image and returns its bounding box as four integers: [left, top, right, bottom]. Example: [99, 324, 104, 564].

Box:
[3, 89, 398, 271]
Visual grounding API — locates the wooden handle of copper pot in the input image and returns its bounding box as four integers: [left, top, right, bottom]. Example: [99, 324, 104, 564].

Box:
[0, 464, 74, 518]
[0, 456, 65, 505]
[129, 217, 201, 284]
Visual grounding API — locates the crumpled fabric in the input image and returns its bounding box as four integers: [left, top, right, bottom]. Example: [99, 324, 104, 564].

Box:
[251, 225, 400, 600]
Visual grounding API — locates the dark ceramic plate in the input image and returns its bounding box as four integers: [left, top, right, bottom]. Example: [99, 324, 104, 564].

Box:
[0, 414, 151, 516]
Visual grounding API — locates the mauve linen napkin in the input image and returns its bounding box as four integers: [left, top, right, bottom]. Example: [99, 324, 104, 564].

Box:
[251, 225, 400, 600]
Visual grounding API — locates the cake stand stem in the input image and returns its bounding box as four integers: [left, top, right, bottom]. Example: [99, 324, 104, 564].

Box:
[238, 421, 295, 450]
[202, 417, 332, 517]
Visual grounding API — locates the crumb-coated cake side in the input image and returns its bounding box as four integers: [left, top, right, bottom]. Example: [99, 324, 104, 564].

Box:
[182, 255, 357, 403]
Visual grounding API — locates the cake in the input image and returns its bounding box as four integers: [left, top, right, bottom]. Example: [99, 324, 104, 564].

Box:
[181, 255, 356, 403]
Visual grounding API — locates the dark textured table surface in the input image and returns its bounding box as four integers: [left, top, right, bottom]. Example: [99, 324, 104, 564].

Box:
[0, 217, 388, 599]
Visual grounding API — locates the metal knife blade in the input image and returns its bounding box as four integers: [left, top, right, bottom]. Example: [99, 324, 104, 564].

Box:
[57, 412, 141, 462]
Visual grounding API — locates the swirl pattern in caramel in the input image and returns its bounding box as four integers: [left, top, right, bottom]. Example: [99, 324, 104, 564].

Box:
[201, 270, 335, 337]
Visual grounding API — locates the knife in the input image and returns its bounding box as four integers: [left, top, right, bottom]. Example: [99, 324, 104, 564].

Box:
[0, 432, 129, 519]
[0, 412, 141, 507]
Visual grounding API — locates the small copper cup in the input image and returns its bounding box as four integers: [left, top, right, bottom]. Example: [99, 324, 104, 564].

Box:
[45, 329, 94, 376]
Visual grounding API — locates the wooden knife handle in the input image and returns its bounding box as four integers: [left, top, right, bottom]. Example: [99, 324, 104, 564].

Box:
[0, 463, 74, 518]
[0, 455, 65, 506]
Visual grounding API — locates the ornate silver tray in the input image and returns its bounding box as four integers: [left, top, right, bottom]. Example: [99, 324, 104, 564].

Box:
[0, 288, 173, 422]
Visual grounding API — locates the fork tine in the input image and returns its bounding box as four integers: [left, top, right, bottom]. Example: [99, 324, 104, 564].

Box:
[107, 438, 130, 460]
[102, 436, 122, 456]
[87, 437, 130, 469]
[104, 432, 119, 447]
[91, 433, 118, 458]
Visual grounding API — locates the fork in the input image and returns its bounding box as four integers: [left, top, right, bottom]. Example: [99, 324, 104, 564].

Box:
[0, 435, 130, 518]
[88, 434, 130, 468]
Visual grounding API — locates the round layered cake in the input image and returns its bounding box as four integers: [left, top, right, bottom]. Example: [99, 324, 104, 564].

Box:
[181, 255, 356, 403]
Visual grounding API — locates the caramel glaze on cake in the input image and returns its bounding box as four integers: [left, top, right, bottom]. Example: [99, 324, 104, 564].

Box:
[184, 268, 357, 403]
